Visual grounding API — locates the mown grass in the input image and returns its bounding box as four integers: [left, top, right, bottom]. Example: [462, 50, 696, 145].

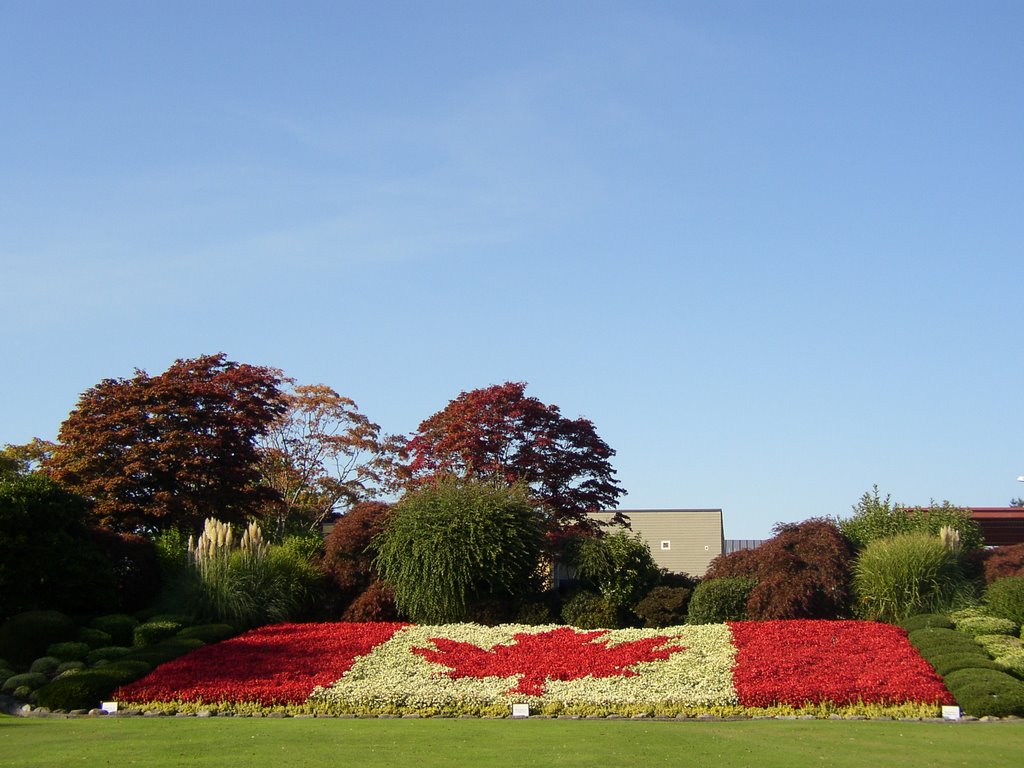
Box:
[2, 716, 1023, 768]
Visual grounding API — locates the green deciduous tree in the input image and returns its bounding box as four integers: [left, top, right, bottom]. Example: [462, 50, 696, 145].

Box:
[48, 354, 286, 533]
[375, 477, 544, 623]
[839, 485, 983, 552]
[573, 529, 660, 612]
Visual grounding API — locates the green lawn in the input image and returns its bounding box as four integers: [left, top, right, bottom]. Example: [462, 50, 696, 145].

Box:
[2, 716, 1023, 768]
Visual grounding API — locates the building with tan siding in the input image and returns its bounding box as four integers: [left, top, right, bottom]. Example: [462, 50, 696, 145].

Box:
[590, 508, 724, 577]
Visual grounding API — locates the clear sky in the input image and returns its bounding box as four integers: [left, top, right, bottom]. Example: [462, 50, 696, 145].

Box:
[3, 2, 1022, 539]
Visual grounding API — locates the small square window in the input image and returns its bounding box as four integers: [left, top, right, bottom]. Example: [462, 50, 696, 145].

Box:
[660, 540, 671, 551]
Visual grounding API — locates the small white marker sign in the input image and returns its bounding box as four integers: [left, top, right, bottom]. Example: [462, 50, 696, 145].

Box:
[941, 706, 961, 720]
[511, 704, 529, 718]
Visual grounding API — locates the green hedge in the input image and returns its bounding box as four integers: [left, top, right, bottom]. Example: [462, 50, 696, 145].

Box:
[944, 668, 1024, 718]
[33, 670, 121, 711]
[687, 578, 756, 624]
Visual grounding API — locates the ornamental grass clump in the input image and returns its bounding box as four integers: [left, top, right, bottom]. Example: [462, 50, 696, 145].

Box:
[172, 517, 319, 629]
[852, 532, 972, 622]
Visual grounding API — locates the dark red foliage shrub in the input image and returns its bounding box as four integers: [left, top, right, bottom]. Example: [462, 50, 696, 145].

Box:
[704, 518, 854, 620]
[341, 580, 399, 622]
[322, 501, 392, 609]
[91, 528, 161, 613]
[974, 543, 1024, 584]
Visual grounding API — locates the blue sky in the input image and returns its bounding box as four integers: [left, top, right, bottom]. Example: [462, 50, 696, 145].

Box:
[3, 2, 1022, 538]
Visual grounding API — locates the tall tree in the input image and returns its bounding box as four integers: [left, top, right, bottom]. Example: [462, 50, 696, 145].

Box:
[257, 383, 398, 538]
[49, 353, 286, 533]
[403, 382, 626, 537]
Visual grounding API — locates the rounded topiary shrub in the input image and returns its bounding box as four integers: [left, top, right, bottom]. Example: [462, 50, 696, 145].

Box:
[94, 659, 151, 684]
[28, 656, 61, 676]
[515, 600, 556, 626]
[176, 624, 237, 644]
[33, 670, 121, 711]
[907, 627, 987, 656]
[0, 611, 77, 669]
[133, 620, 183, 647]
[900, 613, 955, 632]
[124, 637, 203, 666]
[943, 668, 1024, 718]
[78, 628, 113, 649]
[687, 578, 756, 624]
[47, 641, 90, 662]
[633, 586, 692, 628]
[928, 653, 1002, 676]
[90, 614, 139, 647]
[55, 661, 86, 675]
[984, 576, 1024, 626]
[2, 672, 48, 695]
[955, 615, 1019, 638]
[86, 646, 131, 665]
[561, 591, 620, 629]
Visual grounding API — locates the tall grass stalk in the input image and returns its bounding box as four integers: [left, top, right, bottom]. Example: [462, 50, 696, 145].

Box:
[852, 532, 973, 622]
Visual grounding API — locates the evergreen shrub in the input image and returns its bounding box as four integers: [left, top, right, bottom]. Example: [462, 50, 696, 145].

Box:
[955, 615, 1018, 638]
[28, 656, 61, 676]
[943, 668, 1024, 717]
[77, 628, 113, 649]
[928, 653, 1002, 676]
[176, 624, 237, 644]
[33, 670, 121, 711]
[90, 615, 138, 647]
[900, 613, 954, 632]
[907, 627, 987, 656]
[86, 646, 131, 665]
[55, 661, 86, 675]
[561, 591, 620, 629]
[687, 577, 756, 624]
[633, 586, 692, 628]
[984, 576, 1024, 626]
[133, 620, 183, 647]
[47, 641, 90, 661]
[1, 672, 48, 694]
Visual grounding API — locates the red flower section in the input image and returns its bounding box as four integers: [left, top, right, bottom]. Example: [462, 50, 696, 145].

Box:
[728, 620, 954, 707]
[117, 622, 407, 706]
[413, 627, 684, 695]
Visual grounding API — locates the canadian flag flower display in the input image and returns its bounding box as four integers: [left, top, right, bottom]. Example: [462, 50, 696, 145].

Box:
[117, 620, 953, 715]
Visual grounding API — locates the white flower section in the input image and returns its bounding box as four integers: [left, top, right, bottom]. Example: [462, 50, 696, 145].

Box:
[309, 623, 738, 711]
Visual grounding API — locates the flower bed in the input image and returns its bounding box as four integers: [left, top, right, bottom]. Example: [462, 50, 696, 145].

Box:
[117, 620, 952, 717]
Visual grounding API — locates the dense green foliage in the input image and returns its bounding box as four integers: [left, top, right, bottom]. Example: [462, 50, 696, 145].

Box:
[0, 475, 117, 620]
[838, 486, 983, 551]
[0, 611, 77, 670]
[633, 586, 693, 627]
[34, 669, 123, 710]
[851, 532, 971, 622]
[704, 519, 853, 620]
[984, 576, 1024, 625]
[375, 478, 544, 623]
[899, 613, 954, 632]
[559, 590, 619, 629]
[89, 615, 139, 647]
[573, 529, 660, 611]
[942, 668, 1024, 717]
[686, 577, 756, 624]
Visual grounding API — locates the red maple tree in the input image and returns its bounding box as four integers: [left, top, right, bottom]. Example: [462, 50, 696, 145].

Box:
[402, 382, 626, 536]
[413, 627, 683, 696]
[49, 354, 286, 532]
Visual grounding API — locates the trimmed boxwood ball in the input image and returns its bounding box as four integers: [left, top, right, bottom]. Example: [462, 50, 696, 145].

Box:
[0, 611, 77, 669]
[908, 627, 987, 655]
[633, 586, 692, 628]
[28, 656, 61, 676]
[47, 641, 90, 662]
[176, 624, 237, 644]
[560, 591, 620, 629]
[78, 628, 113, 649]
[89, 614, 138, 647]
[955, 615, 1019, 638]
[94, 659, 151, 684]
[33, 670, 121, 712]
[133, 620, 183, 647]
[944, 668, 1024, 717]
[900, 613, 954, 632]
[928, 653, 1002, 676]
[124, 637, 203, 666]
[56, 661, 86, 674]
[86, 646, 131, 665]
[2, 671, 48, 694]
[687, 577, 756, 624]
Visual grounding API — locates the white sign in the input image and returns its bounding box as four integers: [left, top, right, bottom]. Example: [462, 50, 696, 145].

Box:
[941, 706, 961, 720]
[101, 701, 118, 713]
[511, 703, 529, 718]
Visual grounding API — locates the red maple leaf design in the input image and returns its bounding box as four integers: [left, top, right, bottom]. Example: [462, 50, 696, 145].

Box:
[412, 627, 685, 696]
